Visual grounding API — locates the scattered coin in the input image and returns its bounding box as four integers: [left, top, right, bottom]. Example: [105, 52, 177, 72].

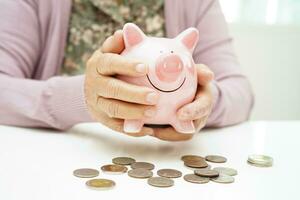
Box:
[112, 157, 136, 165]
[211, 174, 234, 184]
[86, 179, 115, 189]
[157, 169, 182, 178]
[183, 174, 210, 184]
[128, 168, 153, 179]
[73, 168, 99, 178]
[247, 154, 273, 167]
[205, 155, 227, 163]
[101, 164, 128, 174]
[194, 169, 219, 178]
[147, 177, 174, 188]
[131, 162, 155, 170]
[184, 158, 208, 168]
[213, 167, 238, 176]
[181, 155, 204, 161]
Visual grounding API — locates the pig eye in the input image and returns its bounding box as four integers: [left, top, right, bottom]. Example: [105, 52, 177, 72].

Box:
[171, 50, 174, 53]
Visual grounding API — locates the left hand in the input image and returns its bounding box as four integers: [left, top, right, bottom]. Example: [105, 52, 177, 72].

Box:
[152, 64, 214, 141]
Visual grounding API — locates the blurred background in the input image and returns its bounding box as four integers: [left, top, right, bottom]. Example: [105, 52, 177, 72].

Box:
[219, 0, 300, 120]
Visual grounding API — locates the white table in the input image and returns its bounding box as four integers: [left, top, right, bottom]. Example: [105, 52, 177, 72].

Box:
[0, 121, 299, 200]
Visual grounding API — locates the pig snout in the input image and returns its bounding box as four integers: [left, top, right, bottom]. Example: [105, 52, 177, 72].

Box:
[155, 54, 184, 82]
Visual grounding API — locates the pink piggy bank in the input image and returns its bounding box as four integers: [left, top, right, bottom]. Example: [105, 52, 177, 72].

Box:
[119, 23, 199, 134]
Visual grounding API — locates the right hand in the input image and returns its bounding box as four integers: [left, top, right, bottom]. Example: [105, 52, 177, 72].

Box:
[84, 30, 158, 137]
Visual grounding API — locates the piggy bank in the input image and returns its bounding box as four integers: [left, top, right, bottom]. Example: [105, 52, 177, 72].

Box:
[119, 23, 199, 134]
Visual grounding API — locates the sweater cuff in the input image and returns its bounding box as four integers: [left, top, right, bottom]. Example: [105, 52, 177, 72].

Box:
[45, 75, 93, 130]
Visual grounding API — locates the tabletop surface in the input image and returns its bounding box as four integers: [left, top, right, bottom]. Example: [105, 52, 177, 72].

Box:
[0, 121, 299, 200]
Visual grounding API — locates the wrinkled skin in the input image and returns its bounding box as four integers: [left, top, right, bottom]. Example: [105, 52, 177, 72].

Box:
[84, 30, 214, 141]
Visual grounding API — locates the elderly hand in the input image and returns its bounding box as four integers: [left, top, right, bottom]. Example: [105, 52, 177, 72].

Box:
[152, 64, 214, 141]
[84, 30, 158, 137]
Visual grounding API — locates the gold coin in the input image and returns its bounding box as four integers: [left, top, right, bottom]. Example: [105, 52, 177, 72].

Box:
[205, 155, 227, 163]
[194, 169, 219, 177]
[112, 157, 136, 165]
[213, 167, 237, 176]
[73, 168, 99, 178]
[211, 174, 234, 184]
[184, 158, 208, 168]
[128, 168, 153, 179]
[247, 154, 273, 167]
[86, 179, 115, 189]
[157, 169, 182, 178]
[101, 164, 128, 174]
[147, 177, 174, 188]
[183, 174, 210, 184]
[131, 162, 155, 170]
[181, 155, 204, 161]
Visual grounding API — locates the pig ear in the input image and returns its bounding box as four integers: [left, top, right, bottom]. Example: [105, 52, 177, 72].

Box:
[123, 23, 146, 48]
[175, 27, 199, 53]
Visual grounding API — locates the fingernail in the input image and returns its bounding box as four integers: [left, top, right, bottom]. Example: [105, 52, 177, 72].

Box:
[144, 108, 156, 117]
[124, 123, 140, 133]
[146, 92, 159, 104]
[136, 64, 147, 73]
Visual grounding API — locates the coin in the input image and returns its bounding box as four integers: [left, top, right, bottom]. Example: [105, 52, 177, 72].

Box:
[213, 167, 237, 176]
[157, 169, 182, 178]
[147, 177, 174, 187]
[73, 168, 99, 178]
[112, 157, 136, 165]
[205, 155, 227, 163]
[86, 179, 115, 189]
[101, 164, 128, 174]
[247, 154, 273, 167]
[128, 168, 153, 179]
[184, 158, 208, 168]
[183, 174, 210, 184]
[131, 162, 155, 170]
[194, 169, 219, 177]
[181, 155, 204, 161]
[211, 174, 234, 184]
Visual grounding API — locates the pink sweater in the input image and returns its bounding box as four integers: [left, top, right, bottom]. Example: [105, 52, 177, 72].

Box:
[0, 0, 254, 130]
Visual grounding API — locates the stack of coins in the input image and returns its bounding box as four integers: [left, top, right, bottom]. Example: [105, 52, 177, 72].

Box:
[247, 154, 273, 167]
[72, 154, 273, 189]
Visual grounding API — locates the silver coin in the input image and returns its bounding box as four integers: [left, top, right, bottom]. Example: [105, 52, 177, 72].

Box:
[128, 168, 153, 179]
[131, 162, 155, 170]
[213, 167, 238, 176]
[247, 154, 273, 167]
[147, 177, 174, 187]
[101, 164, 128, 174]
[205, 155, 227, 163]
[183, 174, 210, 184]
[194, 169, 219, 177]
[211, 174, 234, 184]
[73, 168, 99, 178]
[157, 169, 182, 178]
[112, 157, 136, 165]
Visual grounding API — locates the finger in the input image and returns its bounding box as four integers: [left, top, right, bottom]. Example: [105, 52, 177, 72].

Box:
[196, 64, 214, 85]
[177, 86, 212, 121]
[152, 127, 194, 142]
[194, 115, 209, 132]
[96, 96, 157, 120]
[95, 75, 159, 105]
[87, 50, 148, 77]
[91, 109, 153, 137]
[101, 30, 125, 54]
